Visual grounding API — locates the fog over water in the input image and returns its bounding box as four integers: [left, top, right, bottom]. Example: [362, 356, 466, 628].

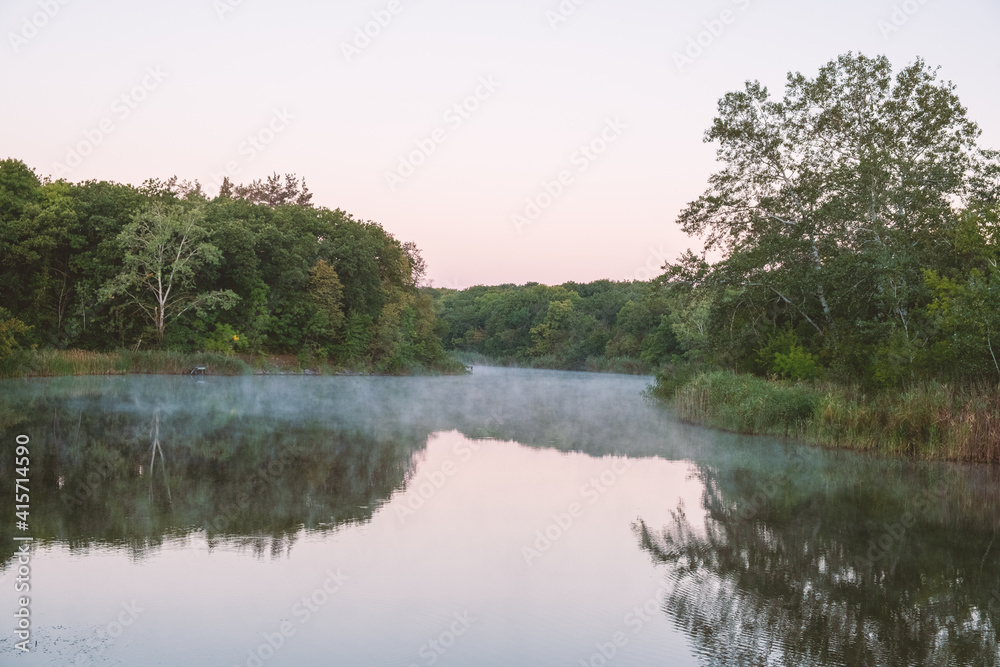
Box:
[0, 367, 998, 665]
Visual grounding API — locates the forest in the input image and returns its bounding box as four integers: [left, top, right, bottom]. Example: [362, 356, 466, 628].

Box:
[427, 280, 681, 373]
[432, 54, 1000, 388]
[429, 54, 1000, 460]
[0, 162, 457, 374]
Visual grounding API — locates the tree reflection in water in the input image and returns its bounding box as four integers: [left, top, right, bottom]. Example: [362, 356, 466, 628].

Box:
[0, 398, 425, 566]
[147, 409, 172, 504]
[635, 460, 1000, 667]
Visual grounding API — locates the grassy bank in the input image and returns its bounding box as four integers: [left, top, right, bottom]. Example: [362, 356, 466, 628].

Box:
[0, 349, 253, 378]
[651, 370, 1000, 463]
[0, 349, 468, 378]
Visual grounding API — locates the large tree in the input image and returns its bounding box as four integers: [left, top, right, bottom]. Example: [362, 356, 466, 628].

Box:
[667, 53, 997, 377]
[101, 204, 238, 344]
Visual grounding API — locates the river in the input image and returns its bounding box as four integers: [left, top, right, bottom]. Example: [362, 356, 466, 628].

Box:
[1, 367, 998, 666]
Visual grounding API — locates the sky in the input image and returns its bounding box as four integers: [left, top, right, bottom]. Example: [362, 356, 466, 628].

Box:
[2, 0, 998, 289]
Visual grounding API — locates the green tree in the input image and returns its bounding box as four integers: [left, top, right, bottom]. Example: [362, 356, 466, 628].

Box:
[529, 298, 574, 356]
[668, 53, 995, 379]
[101, 204, 238, 344]
[63, 179, 147, 349]
[925, 267, 1000, 379]
[308, 259, 346, 335]
[0, 307, 30, 361]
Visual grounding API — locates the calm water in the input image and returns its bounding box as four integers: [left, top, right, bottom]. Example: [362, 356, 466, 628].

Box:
[0, 367, 998, 666]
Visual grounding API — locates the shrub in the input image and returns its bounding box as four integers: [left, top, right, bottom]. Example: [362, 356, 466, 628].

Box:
[772, 344, 822, 380]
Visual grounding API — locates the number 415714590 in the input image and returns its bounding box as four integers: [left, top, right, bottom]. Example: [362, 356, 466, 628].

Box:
[15, 441, 30, 519]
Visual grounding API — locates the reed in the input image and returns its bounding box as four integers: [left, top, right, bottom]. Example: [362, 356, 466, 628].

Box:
[660, 370, 1000, 463]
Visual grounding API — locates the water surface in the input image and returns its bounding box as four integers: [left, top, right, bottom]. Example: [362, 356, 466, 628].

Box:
[0, 368, 998, 666]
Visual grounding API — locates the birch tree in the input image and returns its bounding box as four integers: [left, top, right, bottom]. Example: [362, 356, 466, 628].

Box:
[101, 204, 238, 343]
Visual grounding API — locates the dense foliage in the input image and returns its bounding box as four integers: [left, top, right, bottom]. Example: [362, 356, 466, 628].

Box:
[0, 161, 454, 373]
[433, 55, 999, 390]
[428, 280, 682, 371]
[661, 53, 1000, 388]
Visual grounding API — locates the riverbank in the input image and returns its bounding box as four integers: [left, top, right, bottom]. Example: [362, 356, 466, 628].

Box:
[651, 370, 1000, 464]
[0, 349, 466, 378]
[449, 351, 653, 375]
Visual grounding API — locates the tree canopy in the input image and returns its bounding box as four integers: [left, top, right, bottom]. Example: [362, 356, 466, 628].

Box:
[0, 163, 451, 372]
[664, 53, 999, 385]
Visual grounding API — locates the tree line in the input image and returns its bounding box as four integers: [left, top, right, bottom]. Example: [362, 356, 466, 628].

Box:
[433, 54, 999, 389]
[0, 161, 451, 373]
[427, 280, 682, 372]
[4, 53, 997, 386]
[660, 53, 999, 387]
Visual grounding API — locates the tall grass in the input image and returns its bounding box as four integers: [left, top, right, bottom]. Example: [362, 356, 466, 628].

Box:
[805, 380, 1000, 462]
[672, 371, 818, 435]
[0, 349, 468, 378]
[660, 370, 1000, 463]
[0, 349, 251, 378]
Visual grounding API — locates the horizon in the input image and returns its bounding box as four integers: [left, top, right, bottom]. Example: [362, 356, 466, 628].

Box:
[3, 0, 998, 289]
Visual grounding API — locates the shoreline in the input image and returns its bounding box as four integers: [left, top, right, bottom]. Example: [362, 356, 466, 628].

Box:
[0, 349, 466, 379]
[652, 370, 1000, 465]
[7, 350, 997, 465]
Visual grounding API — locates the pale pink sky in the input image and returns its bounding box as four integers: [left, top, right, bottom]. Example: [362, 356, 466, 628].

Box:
[3, 0, 998, 288]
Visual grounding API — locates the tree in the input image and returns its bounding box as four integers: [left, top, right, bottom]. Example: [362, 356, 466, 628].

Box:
[217, 176, 234, 199]
[307, 259, 346, 334]
[232, 173, 312, 207]
[924, 266, 1000, 379]
[529, 298, 574, 356]
[0, 159, 456, 370]
[402, 241, 427, 287]
[668, 53, 996, 378]
[0, 174, 78, 345]
[0, 307, 30, 361]
[101, 204, 238, 343]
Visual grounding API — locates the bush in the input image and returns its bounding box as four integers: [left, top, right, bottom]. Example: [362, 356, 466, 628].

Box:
[773, 344, 822, 380]
[0, 308, 31, 361]
[202, 324, 249, 355]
